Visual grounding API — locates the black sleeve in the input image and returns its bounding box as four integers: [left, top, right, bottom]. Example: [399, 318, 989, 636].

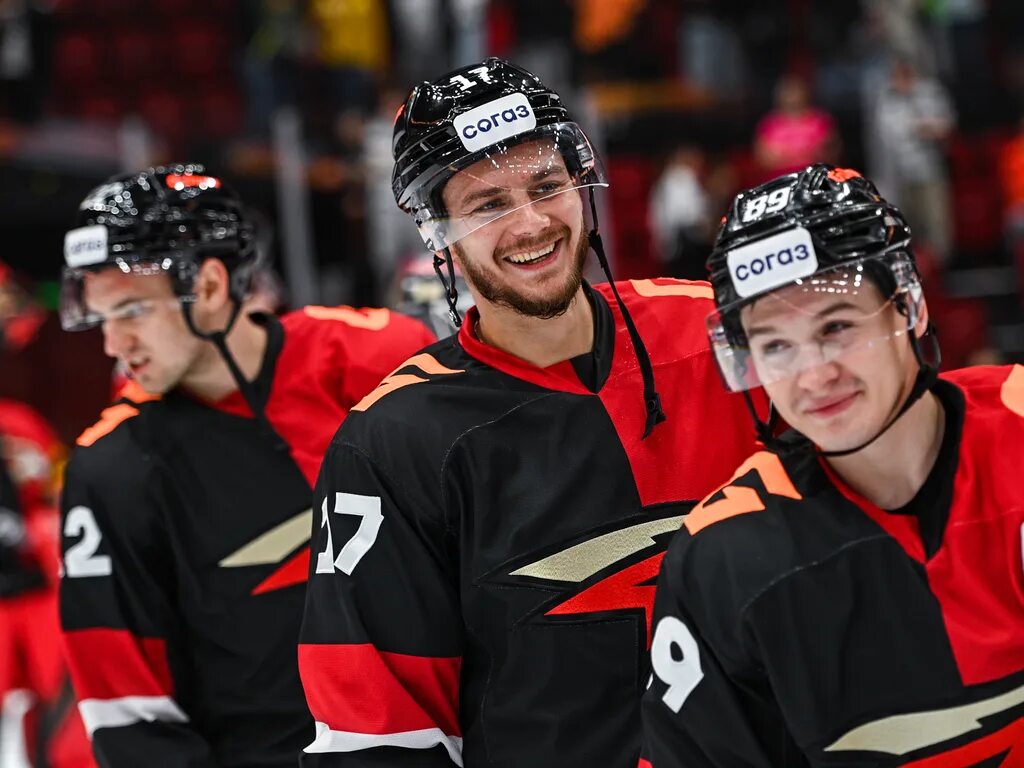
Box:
[59, 458, 219, 767]
[298, 439, 462, 767]
[640, 540, 782, 767]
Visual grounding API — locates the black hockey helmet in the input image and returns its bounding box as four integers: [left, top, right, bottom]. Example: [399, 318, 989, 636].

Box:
[61, 163, 257, 331]
[706, 164, 939, 453]
[391, 56, 607, 253]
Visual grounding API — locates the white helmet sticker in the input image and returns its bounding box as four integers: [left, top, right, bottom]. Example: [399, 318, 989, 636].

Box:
[64, 225, 109, 268]
[726, 226, 818, 299]
[453, 93, 537, 153]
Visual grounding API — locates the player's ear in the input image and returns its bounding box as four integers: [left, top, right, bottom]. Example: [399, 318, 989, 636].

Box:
[194, 258, 231, 310]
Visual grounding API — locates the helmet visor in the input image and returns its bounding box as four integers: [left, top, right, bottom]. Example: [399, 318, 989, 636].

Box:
[409, 122, 607, 251]
[60, 259, 194, 332]
[707, 254, 925, 392]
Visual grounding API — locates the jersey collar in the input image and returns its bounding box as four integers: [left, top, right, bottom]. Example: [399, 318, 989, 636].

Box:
[457, 282, 615, 395]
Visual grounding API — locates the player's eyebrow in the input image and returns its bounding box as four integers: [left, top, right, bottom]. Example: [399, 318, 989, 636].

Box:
[456, 168, 565, 208]
[745, 300, 858, 340]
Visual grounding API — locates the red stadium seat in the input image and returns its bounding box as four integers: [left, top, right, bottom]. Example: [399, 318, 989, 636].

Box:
[167, 22, 229, 79]
[112, 29, 161, 80]
[52, 33, 101, 86]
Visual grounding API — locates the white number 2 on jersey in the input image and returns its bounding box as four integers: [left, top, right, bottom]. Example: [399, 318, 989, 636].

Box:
[650, 615, 704, 713]
[63, 505, 113, 578]
[315, 493, 383, 575]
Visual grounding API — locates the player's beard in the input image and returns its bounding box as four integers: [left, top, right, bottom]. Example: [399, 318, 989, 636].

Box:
[453, 223, 589, 320]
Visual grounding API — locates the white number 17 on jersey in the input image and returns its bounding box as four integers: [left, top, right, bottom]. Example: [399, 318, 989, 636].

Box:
[315, 492, 383, 575]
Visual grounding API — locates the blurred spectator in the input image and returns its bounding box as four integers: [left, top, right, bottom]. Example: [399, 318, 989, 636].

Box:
[308, 0, 389, 116]
[870, 56, 956, 265]
[677, 7, 746, 96]
[0, 0, 51, 123]
[999, 116, 1024, 302]
[390, 0, 448, 85]
[754, 74, 839, 178]
[364, 87, 428, 297]
[240, 0, 306, 140]
[921, 0, 994, 129]
[451, 0, 488, 67]
[648, 145, 711, 280]
[860, 0, 932, 71]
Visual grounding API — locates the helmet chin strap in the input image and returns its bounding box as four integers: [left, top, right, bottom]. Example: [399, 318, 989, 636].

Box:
[434, 249, 463, 328]
[586, 188, 666, 439]
[181, 298, 287, 450]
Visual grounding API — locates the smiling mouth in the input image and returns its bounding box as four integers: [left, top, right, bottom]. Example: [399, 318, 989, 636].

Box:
[805, 392, 860, 417]
[503, 240, 558, 266]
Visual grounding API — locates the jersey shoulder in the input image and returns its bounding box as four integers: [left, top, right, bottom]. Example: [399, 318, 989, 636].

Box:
[333, 334, 550, 466]
[71, 381, 158, 478]
[66, 385, 161, 536]
[942, 363, 1024, 420]
[284, 305, 435, 354]
[666, 448, 866, 619]
[598, 278, 717, 361]
[282, 305, 436, 394]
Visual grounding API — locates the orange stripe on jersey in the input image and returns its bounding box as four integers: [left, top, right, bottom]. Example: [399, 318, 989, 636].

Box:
[77, 404, 139, 447]
[303, 305, 391, 330]
[352, 374, 429, 413]
[298, 643, 461, 737]
[629, 279, 714, 300]
[352, 355, 464, 413]
[77, 383, 159, 447]
[62, 628, 174, 699]
[113, 380, 159, 405]
[685, 451, 801, 535]
[396, 353, 464, 378]
[1000, 364, 1024, 418]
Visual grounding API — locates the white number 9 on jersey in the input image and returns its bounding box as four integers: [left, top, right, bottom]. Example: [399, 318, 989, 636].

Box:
[650, 615, 704, 713]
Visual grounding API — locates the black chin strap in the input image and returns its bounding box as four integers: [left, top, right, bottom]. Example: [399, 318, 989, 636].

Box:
[434, 250, 463, 328]
[587, 189, 666, 439]
[181, 299, 287, 450]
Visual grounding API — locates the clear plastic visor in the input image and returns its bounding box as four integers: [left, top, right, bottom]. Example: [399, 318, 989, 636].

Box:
[707, 256, 925, 392]
[60, 259, 194, 332]
[411, 123, 608, 252]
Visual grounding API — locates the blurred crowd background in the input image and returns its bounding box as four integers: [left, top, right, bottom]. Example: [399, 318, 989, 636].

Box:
[1, 0, 1024, 446]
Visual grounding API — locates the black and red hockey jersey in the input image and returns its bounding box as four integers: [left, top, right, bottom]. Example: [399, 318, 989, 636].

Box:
[298, 279, 761, 767]
[641, 365, 1024, 767]
[0, 400, 95, 768]
[58, 307, 434, 768]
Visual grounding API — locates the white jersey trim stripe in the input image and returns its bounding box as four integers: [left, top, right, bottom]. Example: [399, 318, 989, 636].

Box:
[78, 695, 189, 735]
[305, 722, 464, 766]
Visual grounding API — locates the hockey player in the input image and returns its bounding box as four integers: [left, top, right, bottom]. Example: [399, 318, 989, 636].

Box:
[0, 399, 95, 767]
[57, 165, 435, 768]
[641, 164, 1024, 765]
[297, 58, 759, 767]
